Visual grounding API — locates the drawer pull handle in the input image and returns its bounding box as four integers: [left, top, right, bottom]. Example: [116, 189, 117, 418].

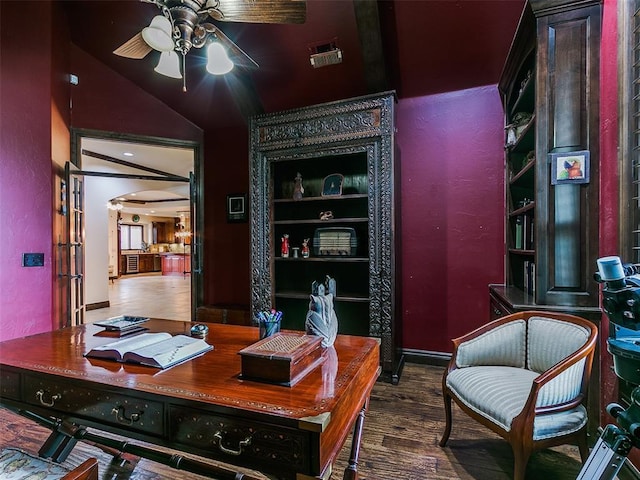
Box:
[111, 406, 143, 425]
[36, 389, 61, 407]
[213, 431, 252, 456]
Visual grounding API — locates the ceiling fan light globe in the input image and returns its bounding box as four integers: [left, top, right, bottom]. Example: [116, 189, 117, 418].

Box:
[142, 15, 175, 52]
[206, 42, 234, 75]
[155, 51, 182, 79]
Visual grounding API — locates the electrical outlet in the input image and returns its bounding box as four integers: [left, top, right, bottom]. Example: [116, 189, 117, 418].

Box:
[22, 253, 44, 267]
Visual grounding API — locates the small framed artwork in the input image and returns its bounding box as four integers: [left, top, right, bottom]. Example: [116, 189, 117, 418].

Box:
[550, 150, 590, 185]
[322, 173, 344, 197]
[226, 194, 247, 223]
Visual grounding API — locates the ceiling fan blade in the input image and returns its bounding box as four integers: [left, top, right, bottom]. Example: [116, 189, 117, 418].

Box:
[212, 26, 260, 69]
[207, 0, 306, 24]
[113, 32, 153, 59]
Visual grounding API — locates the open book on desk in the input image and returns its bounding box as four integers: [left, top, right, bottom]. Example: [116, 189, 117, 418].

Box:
[85, 332, 213, 369]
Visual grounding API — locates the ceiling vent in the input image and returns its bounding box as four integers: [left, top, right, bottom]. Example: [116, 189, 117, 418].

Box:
[309, 39, 342, 68]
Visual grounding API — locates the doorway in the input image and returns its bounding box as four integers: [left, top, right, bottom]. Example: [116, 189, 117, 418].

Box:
[68, 129, 203, 324]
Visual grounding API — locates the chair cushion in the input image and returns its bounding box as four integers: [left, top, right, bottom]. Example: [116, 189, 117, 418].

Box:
[0, 448, 72, 479]
[447, 366, 537, 431]
[455, 320, 526, 368]
[527, 316, 590, 373]
[446, 365, 588, 438]
[533, 404, 587, 441]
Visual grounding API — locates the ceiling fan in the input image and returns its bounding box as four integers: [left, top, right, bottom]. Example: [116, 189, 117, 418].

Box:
[113, 0, 306, 91]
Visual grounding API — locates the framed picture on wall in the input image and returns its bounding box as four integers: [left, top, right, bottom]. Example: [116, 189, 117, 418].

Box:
[227, 194, 247, 223]
[550, 150, 590, 185]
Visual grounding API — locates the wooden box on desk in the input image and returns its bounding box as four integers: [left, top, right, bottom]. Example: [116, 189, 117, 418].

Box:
[238, 333, 324, 386]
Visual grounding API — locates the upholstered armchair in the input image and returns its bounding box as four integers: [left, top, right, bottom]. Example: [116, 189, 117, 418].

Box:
[439, 311, 598, 480]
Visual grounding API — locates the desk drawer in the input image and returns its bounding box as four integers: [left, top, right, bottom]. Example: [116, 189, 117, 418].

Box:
[170, 406, 309, 472]
[0, 369, 20, 400]
[23, 375, 164, 436]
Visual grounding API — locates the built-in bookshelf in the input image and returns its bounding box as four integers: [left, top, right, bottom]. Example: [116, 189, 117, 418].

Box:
[504, 46, 536, 297]
[249, 92, 403, 383]
[492, 0, 601, 314]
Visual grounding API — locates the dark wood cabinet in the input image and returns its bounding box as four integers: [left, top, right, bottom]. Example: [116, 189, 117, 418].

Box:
[249, 92, 402, 383]
[492, 0, 602, 314]
[139, 254, 154, 273]
[153, 221, 176, 244]
[153, 222, 166, 244]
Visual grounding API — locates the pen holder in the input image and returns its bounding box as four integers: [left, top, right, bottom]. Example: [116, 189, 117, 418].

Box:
[257, 311, 282, 339]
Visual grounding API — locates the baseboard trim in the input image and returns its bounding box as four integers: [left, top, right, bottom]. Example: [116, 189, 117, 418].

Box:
[402, 348, 451, 367]
[86, 301, 110, 311]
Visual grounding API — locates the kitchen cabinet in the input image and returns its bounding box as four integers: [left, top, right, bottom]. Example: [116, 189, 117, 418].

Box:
[139, 254, 154, 273]
[120, 253, 161, 274]
[153, 221, 176, 244]
[161, 254, 190, 276]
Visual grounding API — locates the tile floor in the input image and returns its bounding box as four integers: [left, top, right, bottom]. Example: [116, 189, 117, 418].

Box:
[85, 273, 191, 323]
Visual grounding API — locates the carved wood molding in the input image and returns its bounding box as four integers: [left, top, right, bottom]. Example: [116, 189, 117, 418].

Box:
[249, 92, 397, 371]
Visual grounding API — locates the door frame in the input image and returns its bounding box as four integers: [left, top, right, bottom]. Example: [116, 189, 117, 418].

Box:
[69, 128, 204, 322]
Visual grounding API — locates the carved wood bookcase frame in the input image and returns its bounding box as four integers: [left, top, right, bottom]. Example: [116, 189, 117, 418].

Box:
[249, 92, 402, 383]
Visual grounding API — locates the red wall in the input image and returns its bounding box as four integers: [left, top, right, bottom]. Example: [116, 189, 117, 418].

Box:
[200, 86, 508, 343]
[202, 127, 251, 307]
[0, 1, 202, 341]
[599, 0, 621, 426]
[69, 46, 202, 141]
[397, 86, 506, 352]
[0, 2, 56, 341]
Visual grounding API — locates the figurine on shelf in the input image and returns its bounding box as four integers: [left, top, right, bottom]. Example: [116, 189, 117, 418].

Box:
[281, 234, 290, 258]
[319, 211, 333, 221]
[293, 172, 304, 201]
[301, 238, 310, 258]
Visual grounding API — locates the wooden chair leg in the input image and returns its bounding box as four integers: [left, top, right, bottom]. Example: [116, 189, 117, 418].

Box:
[512, 445, 531, 480]
[577, 432, 589, 462]
[439, 390, 453, 447]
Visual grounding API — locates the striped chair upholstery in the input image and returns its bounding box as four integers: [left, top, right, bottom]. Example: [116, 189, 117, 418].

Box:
[440, 311, 597, 480]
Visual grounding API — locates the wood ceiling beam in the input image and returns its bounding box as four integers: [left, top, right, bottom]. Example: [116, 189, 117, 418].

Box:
[81, 149, 189, 181]
[228, 69, 264, 125]
[353, 0, 389, 94]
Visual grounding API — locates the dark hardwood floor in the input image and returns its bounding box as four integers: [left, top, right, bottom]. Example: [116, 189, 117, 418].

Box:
[0, 363, 584, 479]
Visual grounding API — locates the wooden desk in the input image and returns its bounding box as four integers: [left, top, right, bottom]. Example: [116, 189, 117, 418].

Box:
[0, 320, 380, 480]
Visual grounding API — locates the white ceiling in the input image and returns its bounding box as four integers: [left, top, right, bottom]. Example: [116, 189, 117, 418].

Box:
[80, 137, 194, 218]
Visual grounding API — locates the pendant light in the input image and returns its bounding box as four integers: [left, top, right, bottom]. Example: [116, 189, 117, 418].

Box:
[155, 51, 182, 79]
[141, 15, 174, 52]
[206, 42, 234, 75]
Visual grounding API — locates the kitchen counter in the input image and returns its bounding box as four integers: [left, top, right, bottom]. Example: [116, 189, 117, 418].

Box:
[119, 253, 162, 274]
[161, 253, 190, 276]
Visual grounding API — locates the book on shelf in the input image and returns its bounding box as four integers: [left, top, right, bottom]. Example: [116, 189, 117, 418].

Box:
[85, 332, 213, 369]
[515, 216, 524, 249]
[523, 261, 535, 295]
